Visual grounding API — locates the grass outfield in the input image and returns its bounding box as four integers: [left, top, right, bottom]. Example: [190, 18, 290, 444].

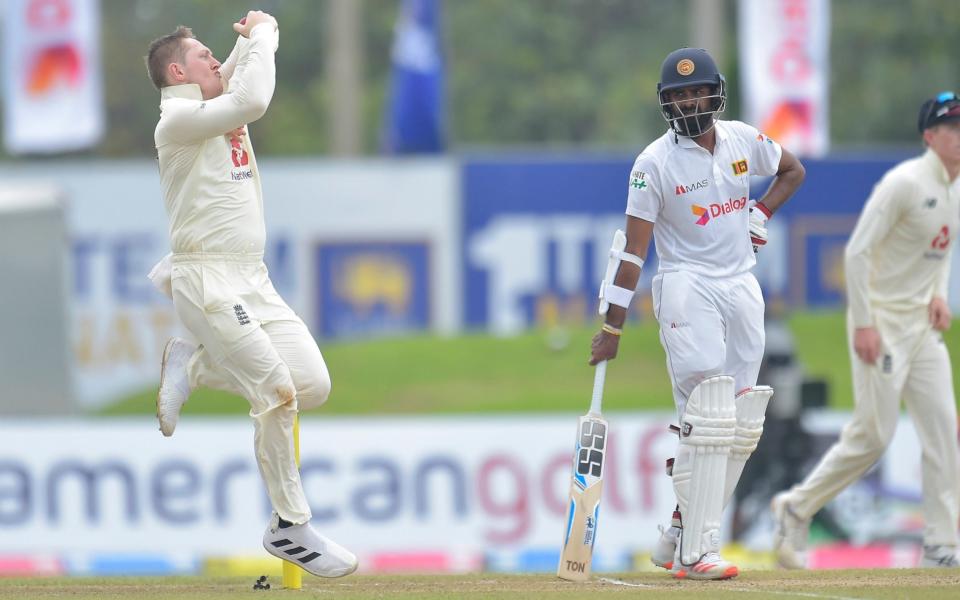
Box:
[101, 309, 960, 417]
[2, 570, 960, 599]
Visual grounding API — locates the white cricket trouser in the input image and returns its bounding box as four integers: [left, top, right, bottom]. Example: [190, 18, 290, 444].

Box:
[788, 307, 960, 548]
[652, 270, 766, 418]
[171, 253, 332, 525]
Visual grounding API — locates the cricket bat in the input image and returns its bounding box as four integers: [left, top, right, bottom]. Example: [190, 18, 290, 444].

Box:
[557, 360, 608, 581]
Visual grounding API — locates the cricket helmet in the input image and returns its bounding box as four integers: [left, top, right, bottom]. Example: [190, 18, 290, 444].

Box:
[657, 47, 726, 138]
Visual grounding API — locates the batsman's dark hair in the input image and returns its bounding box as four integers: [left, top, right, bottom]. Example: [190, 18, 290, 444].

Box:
[145, 26, 195, 90]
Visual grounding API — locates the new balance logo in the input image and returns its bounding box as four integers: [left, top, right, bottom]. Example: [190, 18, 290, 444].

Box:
[234, 304, 250, 325]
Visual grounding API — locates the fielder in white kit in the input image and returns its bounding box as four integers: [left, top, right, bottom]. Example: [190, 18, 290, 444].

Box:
[772, 92, 960, 569]
[145, 10, 357, 577]
[589, 47, 805, 579]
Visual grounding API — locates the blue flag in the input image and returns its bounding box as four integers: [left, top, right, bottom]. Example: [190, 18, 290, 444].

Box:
[382, 0, 445, 154]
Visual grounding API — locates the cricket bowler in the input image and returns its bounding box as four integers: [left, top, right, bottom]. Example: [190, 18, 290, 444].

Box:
[145, 10, 357, 577]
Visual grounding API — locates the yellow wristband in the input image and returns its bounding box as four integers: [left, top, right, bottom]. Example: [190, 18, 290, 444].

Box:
[601, 323, 622, 337]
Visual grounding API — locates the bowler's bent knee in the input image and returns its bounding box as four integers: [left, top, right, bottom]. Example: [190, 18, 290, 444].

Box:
[297, 371, 331, 411]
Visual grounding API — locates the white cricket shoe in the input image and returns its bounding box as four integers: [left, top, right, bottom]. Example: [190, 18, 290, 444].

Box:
[921, 545, 960, 568]
[652, 510, 682, 570]
[263, 513, 358, 578]
[771, 492, 809, 569]
[672, 551, 739, 580]
[156, 337, 196, 437]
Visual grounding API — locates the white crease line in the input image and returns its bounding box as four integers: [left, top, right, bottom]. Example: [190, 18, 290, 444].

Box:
[727, 587, 872, 600]
[599, 577, 873, 599]
[598, 577, 655, 588]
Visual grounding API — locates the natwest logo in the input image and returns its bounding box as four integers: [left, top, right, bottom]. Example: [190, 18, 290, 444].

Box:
[691, 196, 748, 226]
[675, 179, 709, 195]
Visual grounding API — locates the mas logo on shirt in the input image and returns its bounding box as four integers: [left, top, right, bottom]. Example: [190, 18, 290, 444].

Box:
[756, 133, 775, 145]
[691, 196, 748, 226]
[731, 159, 748, 175]
[675, 179, 709, 195]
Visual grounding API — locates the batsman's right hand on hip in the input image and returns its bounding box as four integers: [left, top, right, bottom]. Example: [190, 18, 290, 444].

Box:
[749, 204, 770, 253]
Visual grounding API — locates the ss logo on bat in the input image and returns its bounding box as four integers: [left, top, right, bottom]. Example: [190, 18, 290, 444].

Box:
[577, 421, 606, 477]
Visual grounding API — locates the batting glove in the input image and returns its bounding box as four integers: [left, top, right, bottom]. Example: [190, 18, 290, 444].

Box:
[749, 202, 772, 253]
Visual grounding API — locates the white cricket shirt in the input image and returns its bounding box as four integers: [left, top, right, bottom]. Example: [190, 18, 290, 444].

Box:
[845, 149, 960, 327]
[154, 23, 279, 255]
[626, 120, 783, 278]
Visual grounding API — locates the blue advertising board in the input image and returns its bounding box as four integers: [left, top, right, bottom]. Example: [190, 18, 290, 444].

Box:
[314, 241, 431, 339]
[461, 157, 636, 332]
[461, 153, 910, 331]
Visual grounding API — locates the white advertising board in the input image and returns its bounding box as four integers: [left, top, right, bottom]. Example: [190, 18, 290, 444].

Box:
[0, 159, 459, 410]
[0, 412, 928, 569]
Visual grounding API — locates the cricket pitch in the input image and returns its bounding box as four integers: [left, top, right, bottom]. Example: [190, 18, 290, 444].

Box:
[1, 569, 958, 599]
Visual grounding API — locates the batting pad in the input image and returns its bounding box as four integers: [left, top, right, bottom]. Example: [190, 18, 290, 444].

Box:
[673, 375, 736, 566]
[723, 386, 773, 508]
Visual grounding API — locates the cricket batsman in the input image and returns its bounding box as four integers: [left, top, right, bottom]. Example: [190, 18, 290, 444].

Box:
[589, 47, 805, 579]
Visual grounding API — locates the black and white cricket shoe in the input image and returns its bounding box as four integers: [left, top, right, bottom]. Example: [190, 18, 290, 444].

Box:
[921, 545, 960, 568]
[262, 513, 358, 578]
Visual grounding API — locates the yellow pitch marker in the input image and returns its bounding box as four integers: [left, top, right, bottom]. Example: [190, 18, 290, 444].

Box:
[282, 414, 303, 589]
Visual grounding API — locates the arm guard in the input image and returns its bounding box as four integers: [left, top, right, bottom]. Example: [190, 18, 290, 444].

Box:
[598, 229, 644, 315]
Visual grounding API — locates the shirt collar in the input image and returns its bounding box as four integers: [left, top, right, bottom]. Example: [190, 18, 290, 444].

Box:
[160, 84, 203, 102]
[922, 148, 951, 184]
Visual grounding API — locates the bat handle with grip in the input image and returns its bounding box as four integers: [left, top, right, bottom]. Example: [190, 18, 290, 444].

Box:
[589, 360, 607, 415]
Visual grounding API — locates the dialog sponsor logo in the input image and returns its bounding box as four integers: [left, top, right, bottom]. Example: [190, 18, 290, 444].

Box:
[691, 196, 748, 226]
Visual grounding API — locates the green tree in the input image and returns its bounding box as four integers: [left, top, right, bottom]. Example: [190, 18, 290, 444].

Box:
[2, 0, 958, 159]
